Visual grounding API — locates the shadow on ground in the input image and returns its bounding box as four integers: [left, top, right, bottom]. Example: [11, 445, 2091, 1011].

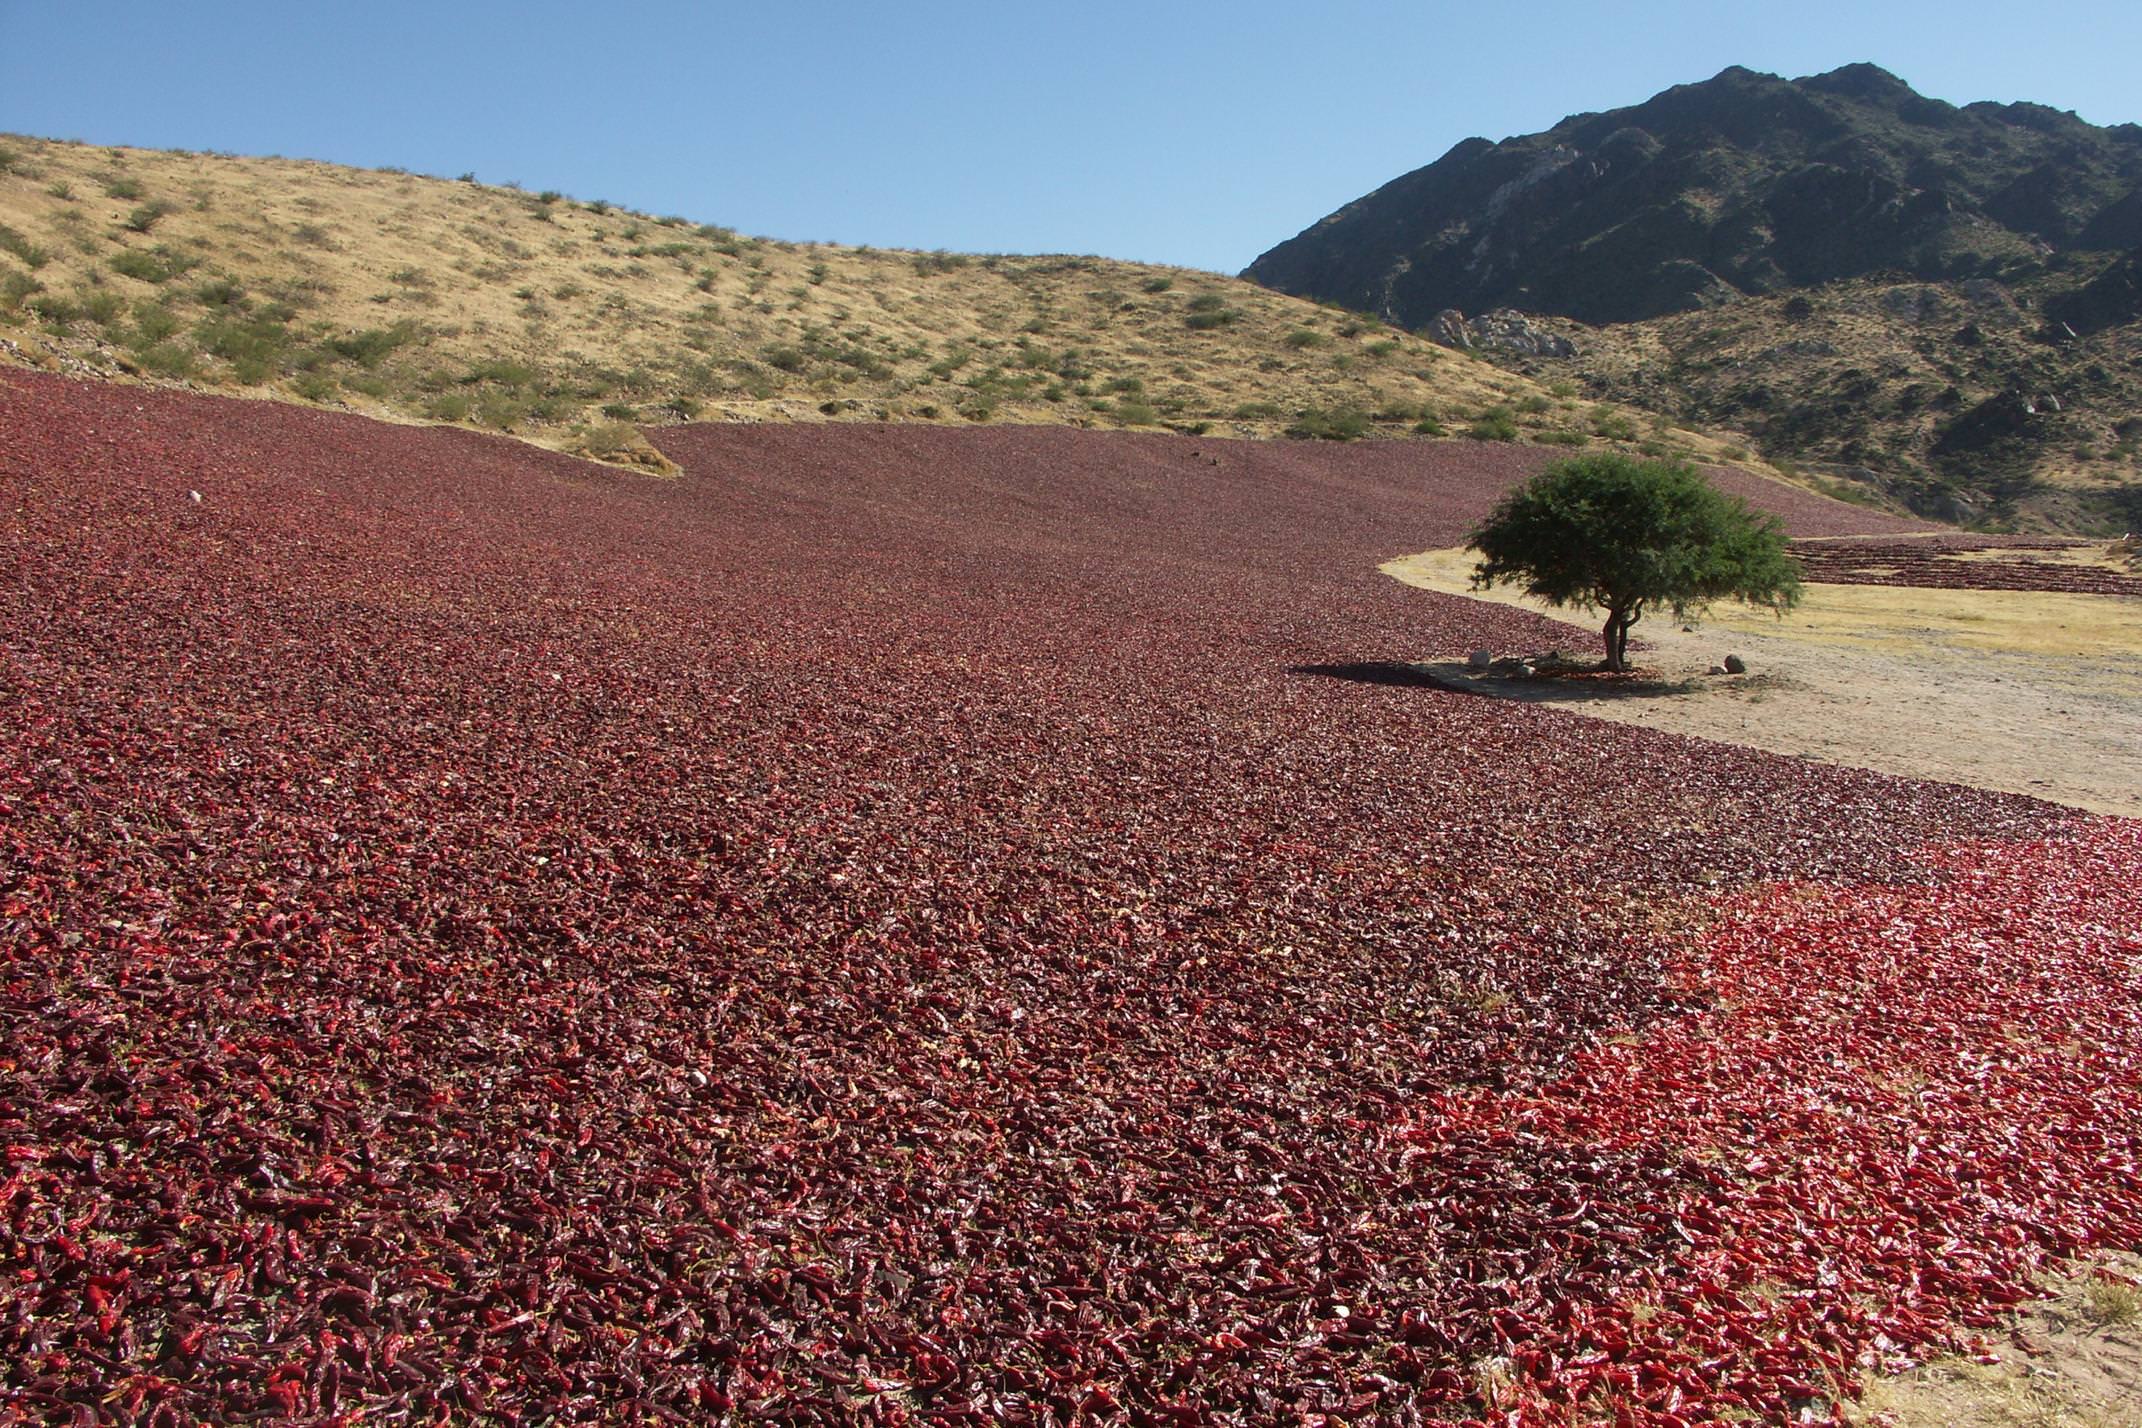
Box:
[1295, 660, 1716, 704]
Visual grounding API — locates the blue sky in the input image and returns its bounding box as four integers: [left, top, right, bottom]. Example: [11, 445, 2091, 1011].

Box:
[2, 1, 2135, 273]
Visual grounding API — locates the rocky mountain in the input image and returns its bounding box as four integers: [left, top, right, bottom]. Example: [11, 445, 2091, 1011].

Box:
[1246, 66, 2142, 530]
[1246, 63, 2141, 325]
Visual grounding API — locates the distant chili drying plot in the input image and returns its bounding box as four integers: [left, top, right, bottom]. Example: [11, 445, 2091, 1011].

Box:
[2, 372, 2132, 1426]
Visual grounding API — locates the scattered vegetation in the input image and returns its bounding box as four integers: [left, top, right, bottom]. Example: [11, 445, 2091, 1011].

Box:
[0, 135, 1747, 472]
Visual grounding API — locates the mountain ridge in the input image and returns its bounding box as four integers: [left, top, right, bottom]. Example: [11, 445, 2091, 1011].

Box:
[1246, 62, 2142, 325]
[1245, 65, 2142, 530]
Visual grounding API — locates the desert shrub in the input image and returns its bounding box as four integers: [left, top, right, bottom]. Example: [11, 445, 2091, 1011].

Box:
[912, 251, 968, 276]
[1141, 276, 1174, 293]
[601, 402, 638, 420]
[123, 203, 172, 234]
[0, 224, 49, 269]
[1106, 376, 1145, 395]
[464, 358, 540, 387]
[1366, 339, 1400, 359]
[763, 345, 807, 373]
[291, 222, 334, 247]
[108, 246, 198, 284]
[194, 315, 292, 382]
[1187, 294, 1226, 313]
[1592, 409, 1639, 441]
[425, 392, 473, 421]
[78, 289, 125, 326]
[1232, 401, 1282, 420]
[291, 371, 339, 402]
[1287, 406, 1371, 441]
[1537, 430, 1589, 446]
[46, 182, 74, 201]
[101, 176, 145, 200]
[1111, 401, 1156, 426]
[133, 343, 195, 378]
[1548, 379, 1579, 399]
[128, 302, 182, 346]
[0, 145, 20, 174]
[476, 392, 528, 429]
[28, 293, 80, 327]
[1468, 406, 1519, 441]
[1412, 416, 1447, 436]
[193, 277, 247, 309]
[1185, 308, 1239, 331]
[1516, 394, 1552, 415]
[1284, 328, 1326, 349]
[327, 321, 421, 367]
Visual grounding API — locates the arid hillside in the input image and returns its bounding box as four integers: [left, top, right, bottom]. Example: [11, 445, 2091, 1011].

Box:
[1459, 269, 2142, 531]
[0, 134, 1771, 482]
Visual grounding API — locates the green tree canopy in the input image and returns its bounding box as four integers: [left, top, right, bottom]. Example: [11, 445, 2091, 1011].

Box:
[1467, 454, 1802, 671]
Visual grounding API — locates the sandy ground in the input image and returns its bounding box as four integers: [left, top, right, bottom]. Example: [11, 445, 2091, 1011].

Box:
[1383, 548, 2142, 818]
[1849, 1255, 2142, 1427]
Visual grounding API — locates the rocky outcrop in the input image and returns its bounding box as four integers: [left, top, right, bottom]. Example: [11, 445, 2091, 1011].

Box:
[2044, 248, 2142, 336]
[1423, 309, 1579, 358]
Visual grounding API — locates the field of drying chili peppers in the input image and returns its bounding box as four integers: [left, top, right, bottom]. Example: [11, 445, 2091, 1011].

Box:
[1786, 534, 2142, 597]
[3, 369, 2138, 1426]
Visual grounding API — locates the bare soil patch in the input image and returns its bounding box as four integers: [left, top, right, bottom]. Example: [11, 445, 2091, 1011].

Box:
[1851, 1255, 2142, 1428]
[1386, 545, 2142, 817]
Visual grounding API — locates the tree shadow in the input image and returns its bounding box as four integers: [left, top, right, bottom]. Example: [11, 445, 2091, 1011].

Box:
[1290, 661, 1447, 688]
[1295, 659, 1716, 704]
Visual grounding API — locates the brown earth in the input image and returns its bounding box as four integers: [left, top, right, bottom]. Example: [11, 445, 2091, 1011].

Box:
[1851, 1255, 2142, 1428]
[1383, 541, 2142, 818]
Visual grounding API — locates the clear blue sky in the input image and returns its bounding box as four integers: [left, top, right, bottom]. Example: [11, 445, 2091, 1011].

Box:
[3, 1, 2135, 274]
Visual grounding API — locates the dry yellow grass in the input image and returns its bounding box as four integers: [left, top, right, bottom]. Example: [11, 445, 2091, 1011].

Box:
[0, 134, 1790, 475]
[1381, 546, 2142, 815]
[1386, 546, 2142, 664]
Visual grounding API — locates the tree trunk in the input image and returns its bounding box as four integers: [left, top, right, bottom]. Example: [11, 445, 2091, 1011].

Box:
[1602, 604, 1640, 672]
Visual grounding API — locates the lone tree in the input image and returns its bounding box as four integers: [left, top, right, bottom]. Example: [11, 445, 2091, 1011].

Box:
[1467, 454, 1801, 672]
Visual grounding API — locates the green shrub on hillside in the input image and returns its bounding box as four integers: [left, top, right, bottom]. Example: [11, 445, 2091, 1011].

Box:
[1287, 406, 1371, 441]
[0, 224, 50, 269]
[1468, 406, 1519, 441]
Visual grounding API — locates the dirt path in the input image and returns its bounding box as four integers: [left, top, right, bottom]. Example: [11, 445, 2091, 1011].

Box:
[1383, 548, 2142, 818]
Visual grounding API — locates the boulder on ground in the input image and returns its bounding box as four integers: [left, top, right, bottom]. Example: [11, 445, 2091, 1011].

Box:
[1723, 653, 1748, 674]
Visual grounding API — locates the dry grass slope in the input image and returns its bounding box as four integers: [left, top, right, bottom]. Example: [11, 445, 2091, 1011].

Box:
[0, 135, 1784, 479]
[1483, 274, 2142, 531]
